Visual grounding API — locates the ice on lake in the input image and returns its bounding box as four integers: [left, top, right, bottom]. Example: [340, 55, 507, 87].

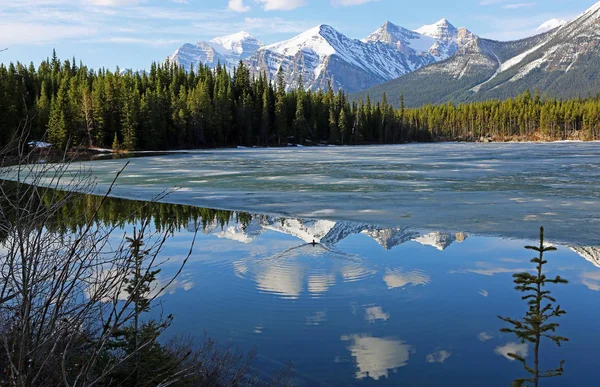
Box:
[13, 142, 600, 245]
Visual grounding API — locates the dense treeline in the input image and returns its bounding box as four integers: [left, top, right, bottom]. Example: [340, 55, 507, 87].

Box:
[0, 51, 429, 150]
[1, 52, 599, 150]
[407, 90, 600, 141]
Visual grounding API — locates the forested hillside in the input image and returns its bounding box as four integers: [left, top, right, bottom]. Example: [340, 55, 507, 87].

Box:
[1, 53, 599, 152]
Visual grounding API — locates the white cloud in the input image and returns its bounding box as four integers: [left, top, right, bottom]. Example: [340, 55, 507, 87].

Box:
[364, 306, 389, 322]
[330, 0, 377, 7]
[242, 17, 314, 33]
[308, 274, 336, 295]
[474, 11, 576, 41]
[426, 350, 452, 364]
[100, 37, 183, 46]
[383, 268, 430, 289]
[495, 342, 528, 361]
[86, 0, 144, 6]
[582, 271, 600, 291]
[258, 0, 306, 11]
[228, 0, 250, 12]
[341, 335, 413, 380]
[478, 332, 493, 342]
[502, 3, 536, 10]
[0, 22, 96, 45]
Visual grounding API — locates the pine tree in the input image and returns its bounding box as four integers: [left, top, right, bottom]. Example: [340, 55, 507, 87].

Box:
[498, 227, 569, 387]
[328, 105, 338, 144]
[261, 88, 271, 145]
[275, 68, 287, 144]
[121, 87, 140, 151]
[112, 132, 120, 151]
[293, 95, 307, 144]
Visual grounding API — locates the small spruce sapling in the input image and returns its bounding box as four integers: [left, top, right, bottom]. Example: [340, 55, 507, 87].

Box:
[498, 227, 569, 387]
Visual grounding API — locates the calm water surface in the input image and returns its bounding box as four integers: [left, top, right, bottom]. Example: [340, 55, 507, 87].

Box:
[99, 202, 598, 386]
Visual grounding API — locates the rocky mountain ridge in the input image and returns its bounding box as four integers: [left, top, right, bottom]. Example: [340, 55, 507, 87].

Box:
[169, 18, 477, 93]
[355, 1, 600, 107]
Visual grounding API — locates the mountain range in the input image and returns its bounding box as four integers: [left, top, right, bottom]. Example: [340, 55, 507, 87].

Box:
[355, 1, 600, 106]
[168, 18, 477, 93]
[168, 1, 600, 105]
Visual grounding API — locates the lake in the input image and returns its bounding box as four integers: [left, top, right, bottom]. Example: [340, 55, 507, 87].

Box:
[6, 143, 600, 385]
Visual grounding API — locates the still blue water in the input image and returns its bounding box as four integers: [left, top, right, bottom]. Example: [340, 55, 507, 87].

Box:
[140, 213, 600, 386]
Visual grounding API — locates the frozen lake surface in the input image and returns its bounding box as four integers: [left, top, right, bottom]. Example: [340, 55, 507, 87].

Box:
[62, 142, 600, 245]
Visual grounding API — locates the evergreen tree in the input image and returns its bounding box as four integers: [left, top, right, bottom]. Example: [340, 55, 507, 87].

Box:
[275, 68, 287, 145]
[498, 227, 569, 387]
[293, 95, 307, 144]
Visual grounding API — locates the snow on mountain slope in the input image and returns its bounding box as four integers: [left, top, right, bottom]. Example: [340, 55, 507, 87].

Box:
[415, 18, 477, 60]
[168, 19, 477, 92]
[416, 18, 455, 38]
[536, 19, 568, 33]
[169, 31, 263, 71]
[497, 1, 600, 84]
[363, 21, 436, 56]
[246, 24, 429, 92]
[356, 1, 600, 108]
[209, 31, 263, 62]
[169, 1, 600, 98]
[469, 34, 554, 92]
[169, 42, 224, 71]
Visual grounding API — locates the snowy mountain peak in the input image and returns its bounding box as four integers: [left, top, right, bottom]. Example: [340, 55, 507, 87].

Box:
[259, 24, 341, 58]
[416, 18, 457, 39]
[209, 31, 263, 61]
[582, 0, 600, 15]
[363, 20, 435, 53]
[168, 31, 263, 72]
[535, 18, 568, 33]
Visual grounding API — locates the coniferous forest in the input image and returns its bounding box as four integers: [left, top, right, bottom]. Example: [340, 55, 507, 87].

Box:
[1, 52, 600, 151]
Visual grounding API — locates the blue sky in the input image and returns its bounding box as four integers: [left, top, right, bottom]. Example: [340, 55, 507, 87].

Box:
[0, 0, 596, 70]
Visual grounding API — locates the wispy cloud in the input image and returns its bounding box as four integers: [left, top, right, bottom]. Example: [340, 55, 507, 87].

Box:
[474, 12, 575, 41]
[502, 3, 536, 10]
[86, 0, 145, 6]
[479, 0, 537, 10]
[0, 0, 313, 47]
[258, 0, 307, 11]
[331, 0, 378, 7]
[228, 0, 250, 13]
[495, 342, 528, 361]
[478, 332, 493, 342]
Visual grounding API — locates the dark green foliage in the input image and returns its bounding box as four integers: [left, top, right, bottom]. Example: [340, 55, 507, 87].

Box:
[498, 227, 569, 387]
[0, 54, 432, 150]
